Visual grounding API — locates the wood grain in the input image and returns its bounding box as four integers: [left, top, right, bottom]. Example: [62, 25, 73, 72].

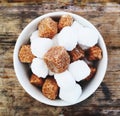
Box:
[0, 2, 120, 116]
[1, 0, 120, 3]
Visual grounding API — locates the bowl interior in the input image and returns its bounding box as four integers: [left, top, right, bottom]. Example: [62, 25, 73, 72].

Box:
[13, 12, 108, 106]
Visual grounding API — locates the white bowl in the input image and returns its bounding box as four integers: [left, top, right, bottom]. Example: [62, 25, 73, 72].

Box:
[13, 12, 108, 106]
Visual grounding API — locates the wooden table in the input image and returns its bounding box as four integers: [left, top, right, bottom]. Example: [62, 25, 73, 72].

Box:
[0, 1, 120, 115]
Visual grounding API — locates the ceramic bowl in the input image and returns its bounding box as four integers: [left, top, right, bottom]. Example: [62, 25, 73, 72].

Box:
[13, 12, 108, 106]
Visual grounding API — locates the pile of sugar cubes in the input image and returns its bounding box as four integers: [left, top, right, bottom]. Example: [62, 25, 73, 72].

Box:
[19, 14, 102, 103]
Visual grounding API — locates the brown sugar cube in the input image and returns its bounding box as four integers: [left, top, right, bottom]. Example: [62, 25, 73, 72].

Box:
[19, 45, 35, 63]
[58, 14, 73, 30]
[44, 46, 70, 73]
[42, 77, 59, 100]
[85, 66, 96, 81]
[69, 45, 85, 62]
[87, 46, 102, 61]
[38, 17, 58, 38]
[30, 74, 44, 87]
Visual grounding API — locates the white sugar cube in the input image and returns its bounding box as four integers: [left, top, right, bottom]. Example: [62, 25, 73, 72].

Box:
[58, 26, 77, 51]
[31, 38, 53, 58]
[31, 58, 48, 78]
[71, 21, 83, 34]
[52, 34, 59, 46]
[59, 83, 82, 103]
[71, 21, 84, 42]
[54, 70, 76, 89]
[48, 70, 55, 76]
[68, 60, 90, 82]
[77, 27, 99, 49]
[30, 30, 39, 42]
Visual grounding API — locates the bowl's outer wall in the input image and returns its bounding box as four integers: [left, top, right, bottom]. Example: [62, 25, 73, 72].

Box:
[13, 12, 108, 106]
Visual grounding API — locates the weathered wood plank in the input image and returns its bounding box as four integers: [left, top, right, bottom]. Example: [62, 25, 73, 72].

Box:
[0, 4, 120, 48]
[0, 60, 120, 105]
[7, 0, 43, 2]
[0, 42, 120, 78]
[0, 43, 15, 78]
[7, 0, 55, 2]
[0, 77, 120, 114]
[0, 2, 120, 116]
[107, 48, 120, 72]
[0, 49, 120, 102]
[3, 0, 120, 4]
[62, 106, 120, 116]
[0, 77, 120, 115]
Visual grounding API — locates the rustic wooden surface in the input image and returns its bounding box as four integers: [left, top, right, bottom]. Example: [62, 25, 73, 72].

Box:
[0, 1, 120, 116]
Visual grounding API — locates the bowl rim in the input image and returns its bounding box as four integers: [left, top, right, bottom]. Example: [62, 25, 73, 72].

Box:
[13, 11, 108, 106]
